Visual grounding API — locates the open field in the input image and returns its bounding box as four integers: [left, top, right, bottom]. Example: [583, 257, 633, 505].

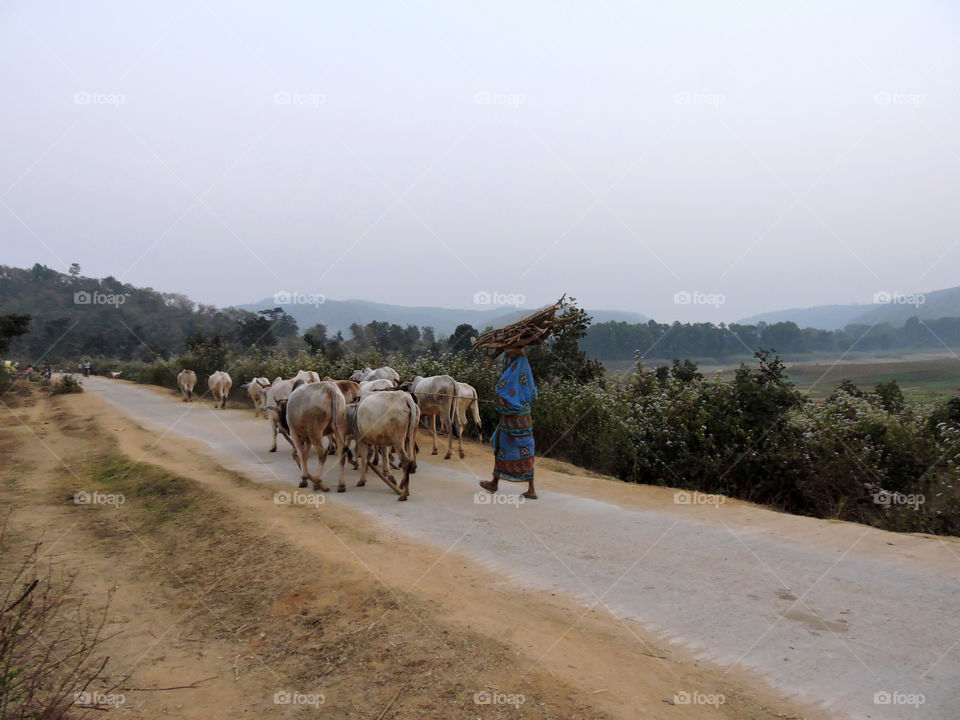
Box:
[607, 354, 960, 401]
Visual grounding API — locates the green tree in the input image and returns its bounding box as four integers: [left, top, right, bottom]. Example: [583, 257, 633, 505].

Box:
[0, 314, 31, 354]
[303, 323, 328, 354]
[448, 323, 478, 354]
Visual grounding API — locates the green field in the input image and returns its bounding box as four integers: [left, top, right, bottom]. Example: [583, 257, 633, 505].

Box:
[781, 356, 960, 400]
[607, 354, 960, 401]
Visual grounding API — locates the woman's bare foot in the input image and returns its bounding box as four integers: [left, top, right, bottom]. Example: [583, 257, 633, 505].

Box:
[522, 490, 538, 499]
[480, 479, 498, 493]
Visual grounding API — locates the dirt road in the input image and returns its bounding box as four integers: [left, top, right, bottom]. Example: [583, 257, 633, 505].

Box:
[85, 377, 960, 719]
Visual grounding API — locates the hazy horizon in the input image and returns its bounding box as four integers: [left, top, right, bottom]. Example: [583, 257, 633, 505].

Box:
[3, 0, 958, 322]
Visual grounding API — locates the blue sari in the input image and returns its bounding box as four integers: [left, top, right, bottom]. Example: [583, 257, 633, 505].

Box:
[492, 355, 537, 482]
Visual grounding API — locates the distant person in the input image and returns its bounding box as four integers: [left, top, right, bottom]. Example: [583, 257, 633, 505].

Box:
[82, 361, 91, 377]
[480, 346, 539, 499]
[41, 364, 51, 381]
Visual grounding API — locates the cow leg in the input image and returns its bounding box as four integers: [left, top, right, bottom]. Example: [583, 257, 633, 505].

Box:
[455, 410, 464, 459]
[443, 411, 454, 460]
[293, 435, 312, 489]
[310, 431, 332, 492]
[334, 433, 346, 493]
[431, 415, 438, 455]
[358, 443, 368, 487]
[269, 417, 278, 452]
[398, 464, 410, 501]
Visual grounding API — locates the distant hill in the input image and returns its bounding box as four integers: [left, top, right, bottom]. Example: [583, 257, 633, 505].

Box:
[739, 304, 869, 331]
[740, 286, 960, 329]
[237, 296, 647, 336]
[850, 286, 960, 327]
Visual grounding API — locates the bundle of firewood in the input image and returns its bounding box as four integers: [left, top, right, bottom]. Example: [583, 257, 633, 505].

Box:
[470, 295, 570, 367]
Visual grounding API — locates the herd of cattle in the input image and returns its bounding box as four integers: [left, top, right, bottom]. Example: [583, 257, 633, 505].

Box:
[175, 367, 482, 501]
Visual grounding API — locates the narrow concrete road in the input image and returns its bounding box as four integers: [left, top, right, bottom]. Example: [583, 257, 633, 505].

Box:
[86, 377, 960, 719]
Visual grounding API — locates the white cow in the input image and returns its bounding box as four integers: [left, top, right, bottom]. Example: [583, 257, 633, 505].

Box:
[348, 367, 373, 382]
[261, 377, 297, 452]
[290, 369, 321, 384]
[349, 366, 400, 386]
[403, 375, 461, 459]
[243, 377, 271, 416]
[282, 381, 348, 492]
[455, 382, 482, 443]
[177, 369, 197, 402]
[346, 390, 419, 501]
[359, 379, 395, 394]
[207, 371, 232, 409]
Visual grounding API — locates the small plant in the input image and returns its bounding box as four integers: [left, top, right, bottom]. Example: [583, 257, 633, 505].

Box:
[48, 375, 83, 395]
[0, 523, 115, 718]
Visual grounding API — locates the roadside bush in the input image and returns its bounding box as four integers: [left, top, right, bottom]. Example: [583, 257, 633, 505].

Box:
[48, 374, 84, 395]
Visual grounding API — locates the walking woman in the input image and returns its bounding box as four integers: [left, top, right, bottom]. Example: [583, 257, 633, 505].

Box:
[480, 346, 539, 499]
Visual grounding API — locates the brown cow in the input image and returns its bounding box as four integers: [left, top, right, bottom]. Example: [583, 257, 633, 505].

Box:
[283, 381, 348, 492]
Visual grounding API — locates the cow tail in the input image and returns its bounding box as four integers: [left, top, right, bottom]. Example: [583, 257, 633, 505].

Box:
[335, 387, 347, 450]
[406, 398, 419, 472]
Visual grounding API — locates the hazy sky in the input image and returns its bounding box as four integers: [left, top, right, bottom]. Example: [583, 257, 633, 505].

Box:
[2, 0, 958, 322]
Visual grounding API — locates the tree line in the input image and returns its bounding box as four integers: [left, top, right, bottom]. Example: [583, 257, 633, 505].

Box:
[581, 316, 960, 361]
